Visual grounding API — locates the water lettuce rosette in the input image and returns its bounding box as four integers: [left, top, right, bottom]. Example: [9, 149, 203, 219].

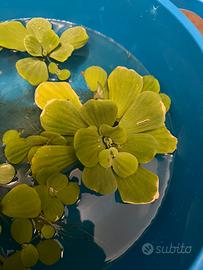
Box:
[0, 18, 89, 85]
[31, 66, 177, 204]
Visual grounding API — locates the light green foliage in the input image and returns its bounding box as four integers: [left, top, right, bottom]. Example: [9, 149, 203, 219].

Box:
[98, 148, 116, 168]
[57, 69, 71, 81]
[1, 65, 177, 209]
[83, 66, 107, 92]
[2, 129, 70, 167]
[119, 91, 165, 134]
[24, 35, 42, 56]
[2, 130, 20, 145]
[59, 26, 89, 49]
[80, 99, 118, 127]
[82, 164, 117, 195]
[49, 43, 74, 62]
[74, 126, 105, 167]
[16, 57, 48, 85]
[0, 21, 27, 51]
[142, 75, 160, 93]
[11, 218, 33, 244]
[116, 166, 159, 204]
[76, 66, 176, 203]
[147, 126, 177, 153]
[40, 99, 87, 135]
[119, 133, 158, 163]
[20, 244, 39, 267]
[0, 33, 178, 268]
[0, 18, 89, 85]
[37, 240, 62, 265]
[108, 66, 143, 118]
[3, 252, 27, 270]
[31, 145, 77, 175]
[0, 164, 15, 185]
[160, 93, 171, 112]
[35, 81, 81, 109]
[35, 173, 79, 221]
[35, 184, 64, 222]
[99, 124, 127, 145]
[112, 152, 138, 178]
[26, 18, 52, 40]
[56, 182, 80, 205]
[1, 184, 41, 218]
[48, 62, 58, 74]
[41, 224, 56, 239]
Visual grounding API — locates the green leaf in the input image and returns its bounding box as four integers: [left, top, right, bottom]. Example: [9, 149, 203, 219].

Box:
[57, 69, 71, 81]
[60, 26, 89, 49]
[0, 21, 27, 51]
[40, 29, 60, 55]
[56, 182, 80, 205]
[40, 131, 67, 145]
[160, 93, 171, 112]
[37, 240, 62, 266]
[108, 66, 143, 118]
[31, 145, 77, 175]
[112, 152, 138, 178]
[147, 126, 177, 154]
[49, 43, 74, 62]
[99, 124, 127, 145]
[0, 164, 15, 185]
[24, 34, 42, 56]
[48, 62, 58, 74]
[142, 75, 160, 93]
[83, 66, 107, 92]
[119, 133, 158, 163]
[80, 99, 117, 127]
[120, 91, 166, 134]
[74, 126, 105, 167]
[27, 146, 41, 163]
[98, 148, 118, 168]
[21, 244, 39, 268]
[4, 138, 30, 164]
[11, 218, 33, 244]
[16, 57, 48, 86]
[40, 99, 86, 135]
[1, 184, 41, 218]
[35, 185, 64, 222]
[35, 81, 81, 110]
[2, 130, 20, 145]
[26, 18, 52, 41]
[3, 252, 27, 270]
[47, 173, 68, 195]
[116, 166, 159, 204]
[41, 224, 56, 239]
[35, 168, 59, 185]
[26, 135, 48, 146]
[82, 164, 117, 195]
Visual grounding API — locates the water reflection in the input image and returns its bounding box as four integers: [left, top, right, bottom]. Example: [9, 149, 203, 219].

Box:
[76, 155, 173, 262]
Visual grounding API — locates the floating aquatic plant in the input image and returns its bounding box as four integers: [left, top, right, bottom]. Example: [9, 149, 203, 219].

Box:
[2, 66, 177, 204]
[0, 17, 177, 269]
[0, 166, 78, 269]
[0, 132, 79, 269]
[26, 66, 176, 204]
[0, 18, 89, 85]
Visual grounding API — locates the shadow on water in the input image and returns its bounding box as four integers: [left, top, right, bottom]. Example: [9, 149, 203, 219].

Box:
[36, 207, 106, 270]
[0, 207, 106, 270]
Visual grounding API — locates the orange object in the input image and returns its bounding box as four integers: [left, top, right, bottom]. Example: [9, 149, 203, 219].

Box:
[181, 9, 203, 35]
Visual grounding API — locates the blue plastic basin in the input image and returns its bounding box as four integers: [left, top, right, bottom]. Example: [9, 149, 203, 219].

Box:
[0, 1, 203, 269]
